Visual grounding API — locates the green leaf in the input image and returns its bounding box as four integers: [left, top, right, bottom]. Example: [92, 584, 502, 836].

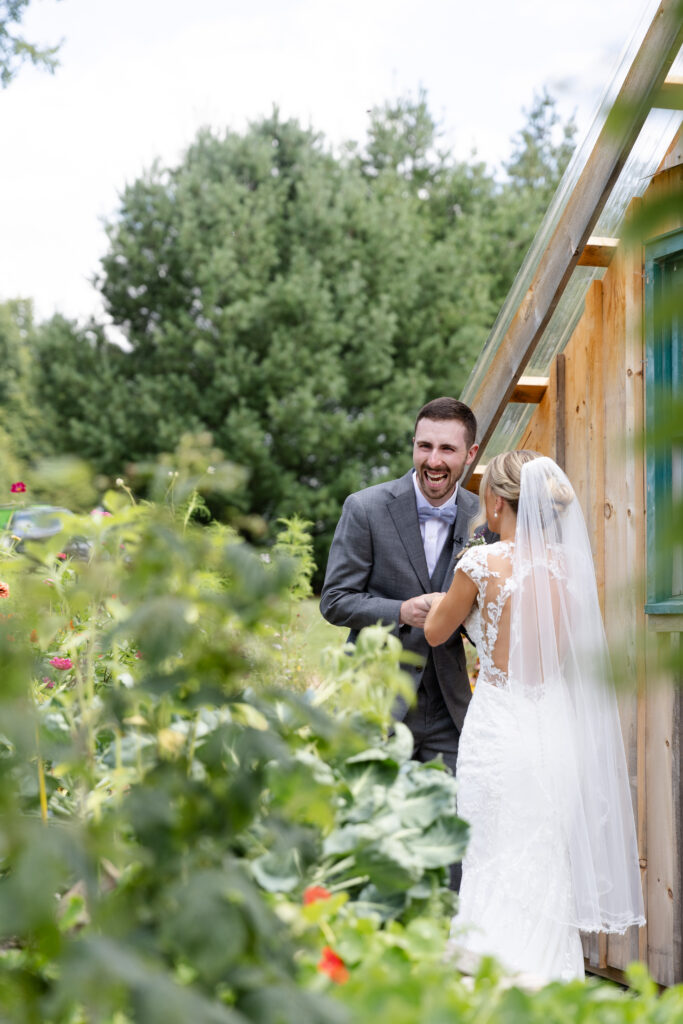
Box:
[402, 816, 469, 869]
[250, 848, 301, 893]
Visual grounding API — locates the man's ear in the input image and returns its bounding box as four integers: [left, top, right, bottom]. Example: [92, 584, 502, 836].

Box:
[465, 443, 479, 466]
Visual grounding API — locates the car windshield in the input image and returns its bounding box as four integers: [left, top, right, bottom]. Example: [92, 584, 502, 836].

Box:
[10, 508, 70, 539]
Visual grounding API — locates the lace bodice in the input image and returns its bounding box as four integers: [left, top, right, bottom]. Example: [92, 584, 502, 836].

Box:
[457, 541, 515, 689]
[457, 540, 572, 690]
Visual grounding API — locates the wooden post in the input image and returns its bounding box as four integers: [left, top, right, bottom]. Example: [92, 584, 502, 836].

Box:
[555, 354, 566, 471]
[674, 675, 683, 980]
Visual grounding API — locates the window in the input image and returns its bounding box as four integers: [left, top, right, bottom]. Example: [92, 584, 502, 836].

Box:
[645, 229, 683, 615]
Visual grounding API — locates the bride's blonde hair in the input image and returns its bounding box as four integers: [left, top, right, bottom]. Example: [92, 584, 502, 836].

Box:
[478, 449, 574, 521]
[479, 449, 541, 515]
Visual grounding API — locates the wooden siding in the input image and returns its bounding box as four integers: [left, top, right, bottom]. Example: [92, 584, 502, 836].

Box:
[515, 165, 683, 984]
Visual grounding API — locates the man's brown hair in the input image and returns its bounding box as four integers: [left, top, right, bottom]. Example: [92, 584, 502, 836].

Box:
[415, 397, 477, 449]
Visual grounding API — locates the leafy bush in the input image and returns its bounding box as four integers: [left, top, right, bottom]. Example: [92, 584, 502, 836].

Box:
[0, 467, 681, 1022]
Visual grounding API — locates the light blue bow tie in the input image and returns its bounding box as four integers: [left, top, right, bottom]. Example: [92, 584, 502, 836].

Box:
[417, 504, 457, 525]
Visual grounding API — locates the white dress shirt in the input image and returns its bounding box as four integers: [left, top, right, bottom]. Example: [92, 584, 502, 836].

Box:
[412, 473, 458, 577]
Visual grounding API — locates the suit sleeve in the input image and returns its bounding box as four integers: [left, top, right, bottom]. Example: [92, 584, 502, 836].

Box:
[319, 493, 403, 631]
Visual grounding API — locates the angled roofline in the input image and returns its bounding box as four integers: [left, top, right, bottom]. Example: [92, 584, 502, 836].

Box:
[460, 0, 683, 480]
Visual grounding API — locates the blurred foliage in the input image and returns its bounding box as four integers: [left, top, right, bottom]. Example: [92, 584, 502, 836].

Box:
[0, 455, 464, 1021]
[1, 92, 575, 584]
[0, 458, 680, 1021]
[0, 0, 62, 87]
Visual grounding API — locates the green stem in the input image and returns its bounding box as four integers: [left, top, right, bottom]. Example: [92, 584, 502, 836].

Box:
[186, 710, 200, 775]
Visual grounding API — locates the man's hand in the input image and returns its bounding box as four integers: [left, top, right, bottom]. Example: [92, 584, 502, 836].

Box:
[399, 593, 441, 628]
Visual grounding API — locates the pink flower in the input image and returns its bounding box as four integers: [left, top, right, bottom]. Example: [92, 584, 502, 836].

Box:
[90, 508, 112, 518]
[10, 482, 26, 494]
[49, 657, 73, 671]
[56, 552, 67, 561]
[42, 677, 54, 689]
[0, 582, 9, 599]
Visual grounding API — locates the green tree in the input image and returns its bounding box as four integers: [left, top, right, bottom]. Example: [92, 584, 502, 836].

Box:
[26, 96, 575, 578]
[34, 108, 497, 569]
[0, 298, 52, 463]
[0, 0, 61, 87]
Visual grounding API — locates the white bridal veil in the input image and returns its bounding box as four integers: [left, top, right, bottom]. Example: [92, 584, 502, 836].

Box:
[509, 456, 645, 934]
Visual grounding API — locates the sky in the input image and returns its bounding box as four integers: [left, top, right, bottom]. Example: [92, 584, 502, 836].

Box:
[0, 0, 663, 326]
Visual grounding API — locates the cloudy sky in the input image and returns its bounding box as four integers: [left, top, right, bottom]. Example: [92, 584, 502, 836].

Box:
[0, 0, 662, 324]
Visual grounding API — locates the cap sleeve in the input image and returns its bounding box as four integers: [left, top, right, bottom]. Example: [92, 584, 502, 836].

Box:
[454, 543, 489, 587]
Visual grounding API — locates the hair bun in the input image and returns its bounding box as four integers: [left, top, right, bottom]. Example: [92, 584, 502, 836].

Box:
[546, 477, 574, 516]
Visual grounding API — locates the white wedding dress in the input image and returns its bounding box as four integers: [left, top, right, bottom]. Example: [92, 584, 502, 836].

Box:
[450, 540, 586, 981]
[446, 459, 644, 983]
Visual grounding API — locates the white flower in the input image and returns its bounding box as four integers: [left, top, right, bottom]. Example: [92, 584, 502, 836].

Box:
[456, 535, 487, 560]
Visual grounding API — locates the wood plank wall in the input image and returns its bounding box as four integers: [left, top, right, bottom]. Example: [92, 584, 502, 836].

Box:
[640, 163, 683, 987]
[516, 165, 683, 984]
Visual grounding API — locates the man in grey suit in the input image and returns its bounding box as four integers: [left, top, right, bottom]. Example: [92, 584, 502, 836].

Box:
[320, 397, 480, 782]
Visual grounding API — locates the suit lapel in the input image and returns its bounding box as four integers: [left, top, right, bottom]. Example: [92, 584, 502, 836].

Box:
[387, 474, 431, 592]
[430, 523, 455, 590]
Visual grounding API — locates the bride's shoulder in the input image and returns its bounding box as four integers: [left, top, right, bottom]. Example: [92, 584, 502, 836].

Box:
[456, 538, 499, 575]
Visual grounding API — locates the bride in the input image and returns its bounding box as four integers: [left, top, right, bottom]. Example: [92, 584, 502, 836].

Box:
[424, 450, 645, 982]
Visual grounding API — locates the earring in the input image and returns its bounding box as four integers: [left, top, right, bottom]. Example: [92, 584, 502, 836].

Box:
[493, 511, 499, 518]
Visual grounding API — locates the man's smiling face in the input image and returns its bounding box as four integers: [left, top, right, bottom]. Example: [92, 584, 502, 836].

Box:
[412, 418, 478, 506]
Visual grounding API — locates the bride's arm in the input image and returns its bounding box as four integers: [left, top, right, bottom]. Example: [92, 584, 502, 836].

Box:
[424, 569, 478, 646]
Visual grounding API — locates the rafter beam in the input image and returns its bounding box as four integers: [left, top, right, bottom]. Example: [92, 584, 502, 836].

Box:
[653, 74, 683, 110]
[461, 0, 683, 478]
[578, 236, 620, 267]
[510, 376, 549, 403]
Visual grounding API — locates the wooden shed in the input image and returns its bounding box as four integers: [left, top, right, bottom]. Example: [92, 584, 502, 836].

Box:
[460, 1, 683, 986]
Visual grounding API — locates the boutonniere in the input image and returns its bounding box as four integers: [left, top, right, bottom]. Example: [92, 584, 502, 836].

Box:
[455, 535, 487, 560]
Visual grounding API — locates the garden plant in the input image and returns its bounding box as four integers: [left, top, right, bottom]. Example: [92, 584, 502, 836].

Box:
[0, 455, 681, 1023]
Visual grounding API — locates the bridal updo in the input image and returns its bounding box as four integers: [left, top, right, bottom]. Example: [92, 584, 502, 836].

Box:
[479, 449, 541, 515]
[480, 449, 574, 519]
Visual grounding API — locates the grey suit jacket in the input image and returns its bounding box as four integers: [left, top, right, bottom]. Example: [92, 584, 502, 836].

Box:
[320, 470, 480, 730]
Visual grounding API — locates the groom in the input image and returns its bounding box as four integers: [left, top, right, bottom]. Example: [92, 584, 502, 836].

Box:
[320, 397, 480, 780]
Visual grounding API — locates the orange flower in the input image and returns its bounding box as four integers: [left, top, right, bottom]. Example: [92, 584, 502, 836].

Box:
[30, 629, 38, 642]
[303, 885, 331, 905]
[317, 946, 348, 984]
[0, 581, 9, 599]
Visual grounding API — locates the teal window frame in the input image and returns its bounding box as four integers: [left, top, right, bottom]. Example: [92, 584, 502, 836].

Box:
[645, 228, 683, 615]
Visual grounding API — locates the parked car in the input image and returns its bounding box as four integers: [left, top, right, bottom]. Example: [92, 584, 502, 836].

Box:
[0, 505, 91, 559]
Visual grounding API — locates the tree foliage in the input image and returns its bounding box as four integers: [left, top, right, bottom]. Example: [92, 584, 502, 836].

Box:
[0, 0, 61, 87]
[10, 94, 575, 575]
[0, 476, 680, 1019]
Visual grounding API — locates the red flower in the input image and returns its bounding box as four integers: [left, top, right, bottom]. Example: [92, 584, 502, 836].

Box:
[56, 552, 67, 561]
[0, 582, 9, 599]
[317, 946, 349, 984]
[303, 885, 332, 905]
[49, 657, 73, 670]
[10, 482, 26, 493]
